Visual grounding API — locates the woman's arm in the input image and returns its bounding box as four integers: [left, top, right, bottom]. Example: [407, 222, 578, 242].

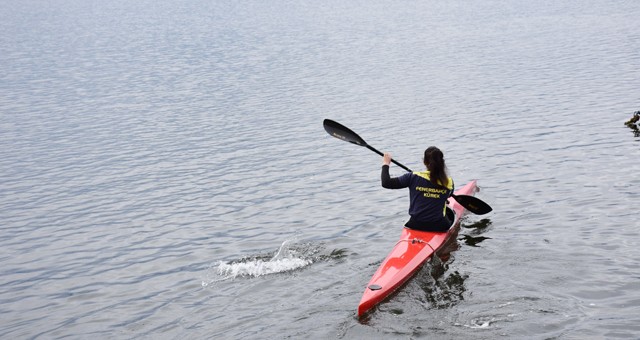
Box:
[381, 153, 404, 189]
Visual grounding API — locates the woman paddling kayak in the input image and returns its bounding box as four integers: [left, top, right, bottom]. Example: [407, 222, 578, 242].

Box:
[381, 146, 454, 232]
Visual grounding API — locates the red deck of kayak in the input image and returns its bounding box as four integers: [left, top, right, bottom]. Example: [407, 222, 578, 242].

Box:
[357, 180, 478, 317]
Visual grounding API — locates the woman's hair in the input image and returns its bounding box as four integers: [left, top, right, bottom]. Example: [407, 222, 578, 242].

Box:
[423, 146, 448, 187]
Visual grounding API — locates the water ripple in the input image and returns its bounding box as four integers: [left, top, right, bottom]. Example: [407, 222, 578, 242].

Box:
[1, 0, 639, 339]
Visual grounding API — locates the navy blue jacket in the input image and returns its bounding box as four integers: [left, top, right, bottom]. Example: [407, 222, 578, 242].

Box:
[381, 165, 454, 230]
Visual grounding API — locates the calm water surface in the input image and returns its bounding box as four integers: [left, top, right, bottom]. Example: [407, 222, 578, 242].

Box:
[1, 0, 639, 339]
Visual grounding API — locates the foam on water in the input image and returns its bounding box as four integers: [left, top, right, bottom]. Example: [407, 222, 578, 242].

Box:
[216, 257, 312, 279]
[202, 240, 314, 286]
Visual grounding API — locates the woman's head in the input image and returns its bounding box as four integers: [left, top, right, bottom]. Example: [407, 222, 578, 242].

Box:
[423, 146, 448, 187]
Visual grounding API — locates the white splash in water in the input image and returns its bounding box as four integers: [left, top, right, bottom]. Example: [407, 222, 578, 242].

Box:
[216, 257, 312, 278]
[202, 240, 313, 286]
[455, 317, 495, 329]
[469, 318, 493, 328]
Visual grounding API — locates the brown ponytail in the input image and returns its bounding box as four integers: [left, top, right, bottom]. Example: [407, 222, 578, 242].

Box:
[423, 146, 448, 187]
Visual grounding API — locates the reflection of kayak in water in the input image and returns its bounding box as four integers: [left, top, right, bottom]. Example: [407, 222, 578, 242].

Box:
[357, 180, 479, 317]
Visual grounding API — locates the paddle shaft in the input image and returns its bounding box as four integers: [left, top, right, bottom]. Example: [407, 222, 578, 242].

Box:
[365, 145, 413, 173]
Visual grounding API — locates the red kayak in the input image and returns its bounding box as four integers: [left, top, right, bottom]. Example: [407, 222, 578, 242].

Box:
[357, 180, 479, 317]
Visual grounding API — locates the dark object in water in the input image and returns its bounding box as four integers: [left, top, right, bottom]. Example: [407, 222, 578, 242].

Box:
[625, 111, 639, 137]
[625, 111, 640, 128]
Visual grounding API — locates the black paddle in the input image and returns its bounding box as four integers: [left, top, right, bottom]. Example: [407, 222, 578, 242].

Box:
[323, 119, 493, 215]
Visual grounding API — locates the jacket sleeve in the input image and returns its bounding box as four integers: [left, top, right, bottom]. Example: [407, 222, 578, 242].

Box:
[381, 165, 404, 189]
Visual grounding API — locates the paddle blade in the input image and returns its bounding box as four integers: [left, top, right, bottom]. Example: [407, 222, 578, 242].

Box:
[323, 119, 367, 146]
[451, 194, 493, 215]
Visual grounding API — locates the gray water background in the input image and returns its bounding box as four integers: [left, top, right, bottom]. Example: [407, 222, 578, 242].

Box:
[1, 0, 639, 338]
